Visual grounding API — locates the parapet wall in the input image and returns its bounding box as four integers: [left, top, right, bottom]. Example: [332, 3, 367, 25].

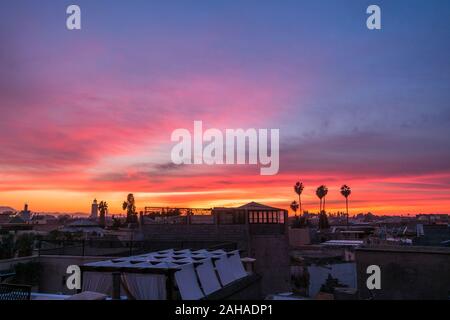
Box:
[141, 224, 250, 251]
[356, 246, 450, 300]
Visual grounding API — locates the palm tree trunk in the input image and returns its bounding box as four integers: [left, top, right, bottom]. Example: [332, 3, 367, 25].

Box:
[323, 197, 326, 213]
[346, 197, 349, 229]
[299, 195, 302, 216]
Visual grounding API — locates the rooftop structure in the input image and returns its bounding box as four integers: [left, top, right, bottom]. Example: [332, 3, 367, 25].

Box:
[59, 219, 105, 237]
[413, 224, 450, 247]
[90, 199, 98, 220]
[81, 248, 258, 300]
[139, 202, 290, 296]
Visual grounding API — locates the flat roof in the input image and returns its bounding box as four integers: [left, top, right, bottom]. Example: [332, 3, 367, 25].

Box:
[356, 245, 450, 255]
[339, 230, 365, 234]
[82, 248, 231, 272]
[322, 240, 364, 247]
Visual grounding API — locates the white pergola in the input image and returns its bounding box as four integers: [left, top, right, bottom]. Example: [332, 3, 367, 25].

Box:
[81, 248, 249, 300]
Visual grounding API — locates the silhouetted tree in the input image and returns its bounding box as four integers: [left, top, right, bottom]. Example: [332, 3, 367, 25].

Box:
[111, 215, 123, 229]
[15, 234, 35, 257]
[316, 185, 328, 213]
[290, 201, 299, 216]
[98, 201, 108, 227]
[319, 274, 347, 294]
[322, 185, 329, 212]
[316, 185, 329, 230]
[123, 194, 137, 224]
[294, 181, 305, 215]
[340, 185, 351, 228]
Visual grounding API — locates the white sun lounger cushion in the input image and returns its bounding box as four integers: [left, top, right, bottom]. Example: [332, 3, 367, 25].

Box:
[196, 259, 222, 295]
[228, 251, 248, 280]
[174, 263, 205, 300]
[214, 255, 236, 286]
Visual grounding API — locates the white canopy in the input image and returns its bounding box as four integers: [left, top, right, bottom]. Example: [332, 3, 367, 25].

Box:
[82, 248, 249, 300]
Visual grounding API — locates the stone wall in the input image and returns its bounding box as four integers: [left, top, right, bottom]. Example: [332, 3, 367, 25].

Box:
[38, 255, 116, 295]
[249, 235, 291, 296]
[289, 227, 311, 246]
[141, 224, 250, 252]
[356, 246, 450, 300]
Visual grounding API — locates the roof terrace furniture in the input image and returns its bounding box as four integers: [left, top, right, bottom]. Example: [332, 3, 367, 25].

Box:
[80, 248, 255, 300]
[174, 263, 205, 300]
[196, 259, 222, 295]
[121, 272, 166, 300]
[213, 250, 248, 286]
[228, 251, 249, 279]
[214, 254, 237, 286]
[0, 283, 31, 301]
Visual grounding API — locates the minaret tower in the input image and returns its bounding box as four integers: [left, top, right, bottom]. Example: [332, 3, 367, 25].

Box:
[90, 199, 98, 219]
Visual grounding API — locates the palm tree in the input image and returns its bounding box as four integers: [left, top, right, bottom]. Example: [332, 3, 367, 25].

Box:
[322, 185, 329, 212]
[316, 185, 328, 213]
[316, 186, 323, 213]
[123, 193, 137, 224]
[98, 201, 108, 227]
[294, 182, 305, 215]
[340, 185, 351, 228]
[316, 185, 330, 230]
[290, 201, 299, 216]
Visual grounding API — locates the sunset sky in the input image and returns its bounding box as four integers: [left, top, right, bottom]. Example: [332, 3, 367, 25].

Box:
[1, 0, 450, 215]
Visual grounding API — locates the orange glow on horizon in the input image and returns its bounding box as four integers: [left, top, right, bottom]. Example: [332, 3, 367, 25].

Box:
[2, 173, 449, 216]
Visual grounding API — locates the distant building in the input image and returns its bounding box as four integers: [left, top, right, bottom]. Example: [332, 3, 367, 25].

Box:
[416, 214, 449, 224]
[30, 214, 61, 233]
[0, 212, 13, 224]
[0, 206, 16, 214]
[413, 224, 450, 247]
[0, 214, 32, 232]
[60, 219, 105, 238]
[18, 203, 31, 222]
[90, 199, 98, 220]
[30, 214, 58, 225]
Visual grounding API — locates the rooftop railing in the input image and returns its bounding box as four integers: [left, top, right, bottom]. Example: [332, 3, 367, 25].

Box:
[37, 239, 238, 257]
